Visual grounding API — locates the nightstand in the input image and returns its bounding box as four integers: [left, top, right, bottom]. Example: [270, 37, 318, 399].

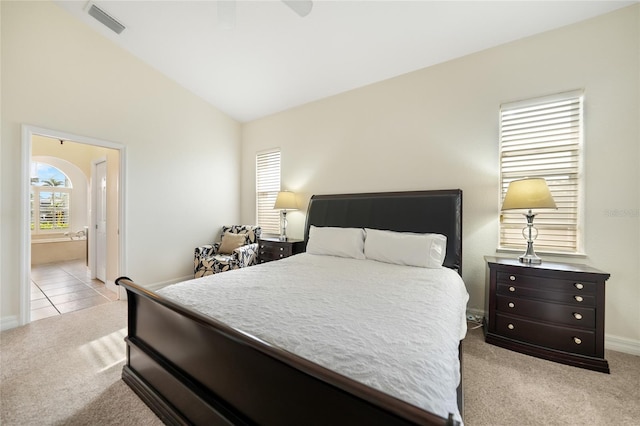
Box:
[258, 238, 305, 264]
[484, 256, 610, 373]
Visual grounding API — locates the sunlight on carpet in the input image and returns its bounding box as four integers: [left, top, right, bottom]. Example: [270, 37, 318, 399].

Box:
[79, 327, 127, 372]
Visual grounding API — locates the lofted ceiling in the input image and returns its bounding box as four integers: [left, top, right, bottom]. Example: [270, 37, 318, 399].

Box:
[53, 1, 636, 122]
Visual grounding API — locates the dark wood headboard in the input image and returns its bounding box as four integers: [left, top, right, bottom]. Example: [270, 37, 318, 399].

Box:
[303, 189, 463, 273]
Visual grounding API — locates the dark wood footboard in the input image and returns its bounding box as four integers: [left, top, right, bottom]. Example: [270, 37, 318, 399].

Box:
[117, 277, 461, 426]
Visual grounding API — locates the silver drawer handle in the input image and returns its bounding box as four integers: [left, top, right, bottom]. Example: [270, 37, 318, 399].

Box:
[508, 302, 515, 308]
[507, 323, 515, 330]
[509, 286, 516, 292]
[574, 283, 584, 290]
[573, 312, 583, 320]
[279, 247, 284, 251]
[509, 275, 516, 281]
[573, 337, 582, 345]
[574, 295, 584, 302]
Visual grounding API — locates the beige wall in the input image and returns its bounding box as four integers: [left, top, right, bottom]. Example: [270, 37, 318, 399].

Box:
[242, 6, 640, 348]
[1, 1, 241, 327]
[33, 135, 111, 179]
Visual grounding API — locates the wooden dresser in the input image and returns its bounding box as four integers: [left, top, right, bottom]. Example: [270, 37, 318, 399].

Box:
[258, 238, 305, 264]
[484, 256, 610, 373]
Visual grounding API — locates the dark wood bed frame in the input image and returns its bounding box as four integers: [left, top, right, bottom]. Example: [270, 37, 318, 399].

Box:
[117, 189, 463, 425]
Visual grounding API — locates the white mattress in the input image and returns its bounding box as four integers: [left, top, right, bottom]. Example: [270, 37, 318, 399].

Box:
[158, 253, 469, 422]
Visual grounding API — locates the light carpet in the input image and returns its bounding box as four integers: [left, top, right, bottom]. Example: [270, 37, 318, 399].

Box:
[463, 323, 640, 425]
[1, 301, 638, 425]
[0, 301, 160, 425]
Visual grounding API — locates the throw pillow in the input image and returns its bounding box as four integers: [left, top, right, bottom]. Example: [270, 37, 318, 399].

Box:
[218, 232, 247, 254]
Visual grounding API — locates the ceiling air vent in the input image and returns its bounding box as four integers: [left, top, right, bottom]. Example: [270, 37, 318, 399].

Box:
[88, 4, 125, 35]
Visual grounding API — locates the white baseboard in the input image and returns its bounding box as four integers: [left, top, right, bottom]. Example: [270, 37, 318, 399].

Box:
[1, 315, 20, 331]
[113, 275, 192, 297]
[0, 274, 190, 331]
[606, 334, 640, 356]
[106, 279, 118, 295]
[145, 275, 193, 292]
[7, 291, 637, 356]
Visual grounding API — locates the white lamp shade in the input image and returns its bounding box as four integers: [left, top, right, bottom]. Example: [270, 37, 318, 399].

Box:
[274, 191, 298, 210]
[502, 178, 557, 211]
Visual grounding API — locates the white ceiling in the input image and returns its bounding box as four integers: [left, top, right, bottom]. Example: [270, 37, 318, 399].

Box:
[54, 1, 635, 122]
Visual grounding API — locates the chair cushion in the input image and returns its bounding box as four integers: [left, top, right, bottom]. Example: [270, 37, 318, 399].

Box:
[218, 232, 247, 254]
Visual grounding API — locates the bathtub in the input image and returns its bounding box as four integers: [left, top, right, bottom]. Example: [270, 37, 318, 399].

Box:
[31, 234, 87, 265]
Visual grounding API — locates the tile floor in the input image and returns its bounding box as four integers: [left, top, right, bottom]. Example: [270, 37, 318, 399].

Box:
[31, 260, 118, 321]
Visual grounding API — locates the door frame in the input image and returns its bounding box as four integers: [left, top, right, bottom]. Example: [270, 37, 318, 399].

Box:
[91, 158, 108, 285]
[20, 124, 127, 325]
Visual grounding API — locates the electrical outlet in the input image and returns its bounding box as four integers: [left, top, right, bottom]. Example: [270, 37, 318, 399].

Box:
[466, 313, 484, 323]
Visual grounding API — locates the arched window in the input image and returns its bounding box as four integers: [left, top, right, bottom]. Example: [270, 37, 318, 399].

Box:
[31, 162, 72, 233]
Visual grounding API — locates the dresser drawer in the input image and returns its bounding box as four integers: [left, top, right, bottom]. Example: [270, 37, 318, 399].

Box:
[496, 295, 595, 328]
[260, 243, 292, 257]
[259, 244, 292, 262]
[497, 272, 596, 294]
[258, 239, 304, 263]
[497, 283, 596, 307]
[495, 313, 596, 356]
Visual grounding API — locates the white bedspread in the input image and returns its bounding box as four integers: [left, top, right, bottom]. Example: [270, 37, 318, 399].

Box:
[158, 253, 469, 422]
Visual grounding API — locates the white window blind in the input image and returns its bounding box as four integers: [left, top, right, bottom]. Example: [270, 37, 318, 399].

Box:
[30, 163, 72, 233]
[499, 91, 583, 254]
[36, 190, 71, 231]
[256, 149, 281, 235]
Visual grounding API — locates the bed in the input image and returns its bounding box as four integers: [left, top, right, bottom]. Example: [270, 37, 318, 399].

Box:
[117, 189, 465, 425]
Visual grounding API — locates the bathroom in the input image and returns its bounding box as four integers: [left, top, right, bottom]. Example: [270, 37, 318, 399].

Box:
[30, 139, 90, 266]
[29, 135, 120, 321]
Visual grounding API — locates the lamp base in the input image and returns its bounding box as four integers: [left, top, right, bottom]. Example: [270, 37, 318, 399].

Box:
[518, 253, 542, 264]
[279, 210, 288, 242]
[518, 240, 543, 264]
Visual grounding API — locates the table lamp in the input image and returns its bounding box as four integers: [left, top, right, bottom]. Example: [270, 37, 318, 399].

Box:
[502, 178, 557, 264]
[274, 191, 297, 241]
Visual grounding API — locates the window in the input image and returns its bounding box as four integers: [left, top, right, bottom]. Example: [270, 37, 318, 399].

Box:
[499, 91, 583, 254]
[256, 149, 281, 235]
[31, 163, 72, 233]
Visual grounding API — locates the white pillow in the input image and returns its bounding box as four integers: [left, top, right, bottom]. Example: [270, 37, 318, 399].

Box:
[364, 228, 447, 268]
[306, 226, 366, 259]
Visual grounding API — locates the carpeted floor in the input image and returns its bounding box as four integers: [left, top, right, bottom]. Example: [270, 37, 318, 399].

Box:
[1, 301, 638, 425]
[463, 323, 640, 425]
[0, 301, 161, 426]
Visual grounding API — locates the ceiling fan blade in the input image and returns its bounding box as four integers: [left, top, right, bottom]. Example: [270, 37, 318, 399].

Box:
[282, 0, 313, 18]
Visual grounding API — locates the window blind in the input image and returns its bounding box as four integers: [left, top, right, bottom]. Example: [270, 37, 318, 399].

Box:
[499, 91, 583, 253]
[30, 162, 73, 233]
[32, 189, 71, 232]
[256, 149, 281, 235]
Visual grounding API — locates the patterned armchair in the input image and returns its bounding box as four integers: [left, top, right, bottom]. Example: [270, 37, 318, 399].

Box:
[194, 225, 262, 278]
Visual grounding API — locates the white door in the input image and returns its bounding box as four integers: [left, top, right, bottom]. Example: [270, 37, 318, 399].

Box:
[95, 160, 107, 282]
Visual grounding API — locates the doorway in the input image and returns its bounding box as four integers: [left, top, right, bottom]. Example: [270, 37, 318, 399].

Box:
[20, 125, 127, 325]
